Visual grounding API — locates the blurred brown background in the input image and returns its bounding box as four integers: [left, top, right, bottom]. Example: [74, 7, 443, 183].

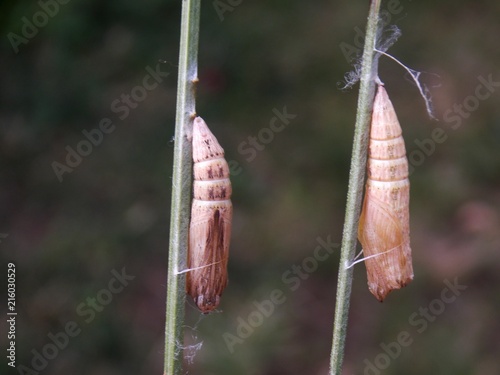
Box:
[1, 1, 499, 374]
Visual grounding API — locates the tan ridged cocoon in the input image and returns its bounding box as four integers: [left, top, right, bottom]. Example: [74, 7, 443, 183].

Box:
[358, 85, 414, 301]
[186, 117, 232, 313]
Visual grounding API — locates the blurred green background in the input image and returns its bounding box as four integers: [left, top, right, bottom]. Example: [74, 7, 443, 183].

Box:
[1, 0, 499, 374]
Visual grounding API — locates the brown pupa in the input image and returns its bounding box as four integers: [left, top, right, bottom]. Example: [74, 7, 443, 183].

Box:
[358, 85, 414, 302]
[186, 116, 232, 313]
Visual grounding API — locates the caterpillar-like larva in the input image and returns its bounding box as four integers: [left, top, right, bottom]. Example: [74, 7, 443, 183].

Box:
[186, 116, 232, 313]
[358, 85, 414, 302]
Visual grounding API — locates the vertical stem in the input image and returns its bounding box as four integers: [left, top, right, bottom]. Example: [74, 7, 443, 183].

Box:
[163, 1, 200, 374]
[329, 1, 381, 374]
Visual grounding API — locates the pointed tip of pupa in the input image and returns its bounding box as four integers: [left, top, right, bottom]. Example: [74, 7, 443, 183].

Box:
[370, 85, 402, 140]
[373, 85, 394, 116]
[192, 117, 225, 162]
[193, 116, 209, 138]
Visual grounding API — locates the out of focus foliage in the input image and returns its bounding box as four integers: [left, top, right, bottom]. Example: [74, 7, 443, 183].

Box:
[1, 1, 499, 374]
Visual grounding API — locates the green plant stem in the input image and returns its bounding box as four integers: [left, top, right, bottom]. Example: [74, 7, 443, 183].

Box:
[163, 1, 200, 374]
[329, 1, 381, 374]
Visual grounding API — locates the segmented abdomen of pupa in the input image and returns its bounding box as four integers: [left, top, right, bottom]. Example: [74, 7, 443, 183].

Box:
[187, 116, 232, 313]
[358, 85, 414, 301]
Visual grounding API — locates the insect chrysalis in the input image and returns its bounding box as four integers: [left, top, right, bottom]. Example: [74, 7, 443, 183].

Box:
[358, 84, 414, 302]
[186, 116, 232, 313]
